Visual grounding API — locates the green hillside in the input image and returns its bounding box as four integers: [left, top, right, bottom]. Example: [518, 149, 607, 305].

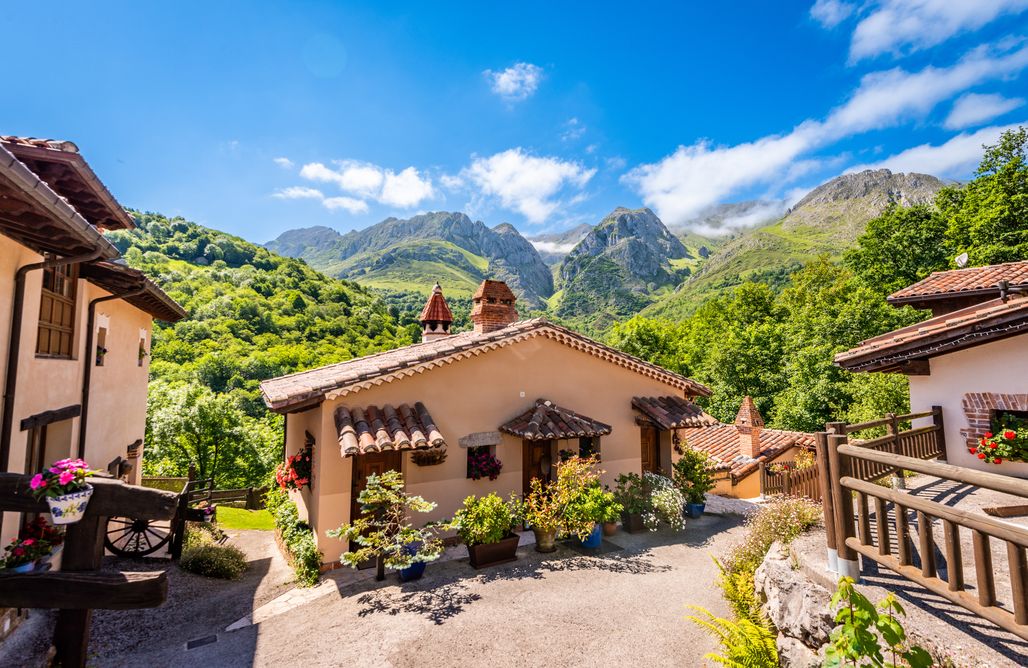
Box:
[334, 239, 490, 297]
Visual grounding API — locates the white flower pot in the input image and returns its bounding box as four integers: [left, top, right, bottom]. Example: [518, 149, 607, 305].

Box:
[46, 484, 94, 525]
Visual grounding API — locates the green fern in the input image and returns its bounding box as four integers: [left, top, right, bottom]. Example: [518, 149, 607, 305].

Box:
[687, 605, 780, 668]
[713, 556, 764, 623]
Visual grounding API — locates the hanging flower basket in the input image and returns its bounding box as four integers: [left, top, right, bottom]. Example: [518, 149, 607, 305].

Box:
[29, 458, 98, 525]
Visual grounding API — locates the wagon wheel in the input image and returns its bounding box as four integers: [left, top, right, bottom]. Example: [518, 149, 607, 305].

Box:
[104, 516, 172, 557]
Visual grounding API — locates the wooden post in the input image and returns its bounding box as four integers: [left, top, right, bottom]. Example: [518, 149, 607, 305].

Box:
[815, 433, 838, 572]
[784, 467, 792, 496]
[169, 485, 189, 560]
[758, 461, 766, 499]
[54, 514, 107, 667]
[887, 413, 905, 488]
[933, 405, 947, 461]
[827, 432, 860, 580]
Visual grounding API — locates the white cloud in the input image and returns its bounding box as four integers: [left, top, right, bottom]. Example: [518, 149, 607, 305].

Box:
[272, 186, 323, 200]
[299, 160, 434, 208]
[484, 62, 543, 101]
[273, 157, 294, 169]
[945, 92, 1025, 129]
[323, 196, 369, 214]
[561, 117, 587, 142]
[461, 148, 595, 224]
[810, 0, 855, 28]
[624, 43, 1028, 226]
[848, 122, 1023, 178]
[530, 240, 579, 254]
[850, 0, 1028, 62]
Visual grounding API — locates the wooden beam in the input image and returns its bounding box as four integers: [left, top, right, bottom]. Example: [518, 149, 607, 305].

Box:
[0, 570, 166, 610]
[0, 474, 178, 520]
[20, 404, 81, 431]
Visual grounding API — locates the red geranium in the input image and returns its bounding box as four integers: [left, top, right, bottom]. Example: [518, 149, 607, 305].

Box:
[276, 446, 313, 491]
[976, 426, 1027, 465]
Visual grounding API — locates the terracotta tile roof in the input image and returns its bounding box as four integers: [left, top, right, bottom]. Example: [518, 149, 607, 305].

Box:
[474, 279, 516, 301]
[734, 396, 764, 428]
[835, 295, 1028, 372]
[680, 423, 815, 480]
[0, 136, 134, 230]
[500, 399, 612, 441]
[888, 261, 1028, 305]
[80, 261, 186, 322]
[419, 283, 453, 323]
[260, 318, 711, 412]
[335, 402, 445, 457]
[632, 396, 718, 429]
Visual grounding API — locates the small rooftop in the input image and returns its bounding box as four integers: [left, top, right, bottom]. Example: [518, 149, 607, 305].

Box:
[887, 260, 1028, 306]
[500, 399, 612, 441]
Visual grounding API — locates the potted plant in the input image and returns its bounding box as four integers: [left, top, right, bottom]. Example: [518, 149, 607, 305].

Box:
[398, 542, 427, 582]
[642, 472, 687, 532]
[551, 456, 613, 548]
[524, 477, 560, 552]
[23, 517, 64, 567]
[613, 473, 650, 533]
[972, 427, 1028, 464]
[673, 447, 716, 517]
[29, 458, 98, 525]
[564, 484, 621, 548]
[276, 446, 312, 491]
[599, 488, 623, 536]
[2, 536, 44, 573]
[327, 470, 446, 581]
[452, 492, 524, 569]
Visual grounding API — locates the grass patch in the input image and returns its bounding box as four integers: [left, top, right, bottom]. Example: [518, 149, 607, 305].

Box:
[217, 506, 275, 531]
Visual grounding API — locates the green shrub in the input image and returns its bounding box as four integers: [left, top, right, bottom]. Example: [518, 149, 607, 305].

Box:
[266, 487, 322, 586]
[452, 493, 523, 546]
[673, 447, 716, 504]
[713, 557, 763, 623]
[687, 605, 780, 667]
[827, 577, 932, 668]
[180, 543, 248, 579]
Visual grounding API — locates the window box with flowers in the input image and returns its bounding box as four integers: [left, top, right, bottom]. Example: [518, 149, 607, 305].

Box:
[467, 446, 502, 481]
[971, 427, 1028, 465]
[29, 458, 98, 525]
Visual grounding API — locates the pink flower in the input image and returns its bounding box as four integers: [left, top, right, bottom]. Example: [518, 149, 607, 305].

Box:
[22, 538, 34, 546]
[58, 471, 75, 486]
[29, 474, 44, 490]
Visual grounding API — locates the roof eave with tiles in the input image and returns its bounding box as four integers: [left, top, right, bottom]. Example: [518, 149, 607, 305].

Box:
[888, 260, 1028, 304]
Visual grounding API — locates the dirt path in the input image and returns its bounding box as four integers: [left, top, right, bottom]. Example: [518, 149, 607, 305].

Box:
[94, 513, 746, 667]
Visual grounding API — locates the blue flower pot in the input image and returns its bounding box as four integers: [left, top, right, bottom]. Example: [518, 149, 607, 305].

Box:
[686, 502, 706, 518]
[9, 561, 36, 573]
[399, 561, 426, 582]
[579, 524, 602, 549]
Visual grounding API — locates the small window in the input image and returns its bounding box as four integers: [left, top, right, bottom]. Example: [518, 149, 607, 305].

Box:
[992, 409, 1028, 433]
[95, 327, 108, 366]
[138, 337, 148, 367]
[36, 260, 78, 358]
[467, 445, 501, 480]
[579, 436, 600, 459]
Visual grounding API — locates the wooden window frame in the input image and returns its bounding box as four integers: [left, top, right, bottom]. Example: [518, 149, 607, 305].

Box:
[36, 261, 79, 359]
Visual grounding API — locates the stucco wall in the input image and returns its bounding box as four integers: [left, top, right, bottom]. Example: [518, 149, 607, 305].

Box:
[299, 334, 694, 557]
[908, 333, 1028, 479]
[0, 233, 154, 545]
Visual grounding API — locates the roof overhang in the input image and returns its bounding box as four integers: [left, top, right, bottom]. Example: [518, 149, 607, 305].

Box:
[0, 137, 134, 230]
[80, 261, 186, 322]
[499, 399, 612, 441]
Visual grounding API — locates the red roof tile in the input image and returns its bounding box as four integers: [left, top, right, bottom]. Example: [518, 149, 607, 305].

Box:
[734, 396, 764, 428]
[473, 279, 516, 302]
[836, 295, 1028, 372]
[500, 399, 612, 441]
[888, 261, 1028, 305]
[632, 396, 718, 429]
[419, 283, 453, 323]
[680, 423, 815, 479]
[335, 402, 445, 457]
[260, 318, 712, 412]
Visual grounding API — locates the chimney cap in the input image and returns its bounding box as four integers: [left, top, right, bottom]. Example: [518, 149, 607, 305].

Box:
[419, 282, 454, 324]
[473, 279, 516, 302]
[734, 396, 765, 428]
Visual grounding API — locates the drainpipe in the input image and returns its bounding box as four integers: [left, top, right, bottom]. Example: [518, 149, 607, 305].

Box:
[78, 288, 147, 459]
[0, 250, 103, 472]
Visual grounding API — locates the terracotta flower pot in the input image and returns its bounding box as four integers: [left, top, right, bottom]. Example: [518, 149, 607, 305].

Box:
[467, 533, 519, 569]
[533, 528, 557, 553]
[602, 521, 618, 536]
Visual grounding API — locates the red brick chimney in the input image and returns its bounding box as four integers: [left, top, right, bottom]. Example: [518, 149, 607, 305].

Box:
[419, 282, 454, 343]
[470, 280, 517, 334]
[735, 396, 764, 459]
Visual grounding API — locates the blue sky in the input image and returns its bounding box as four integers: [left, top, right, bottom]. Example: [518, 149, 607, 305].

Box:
[3, 1, 1027, 242]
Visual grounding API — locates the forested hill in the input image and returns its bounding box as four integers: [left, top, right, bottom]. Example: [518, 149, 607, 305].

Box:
[106, 212, 415, 486]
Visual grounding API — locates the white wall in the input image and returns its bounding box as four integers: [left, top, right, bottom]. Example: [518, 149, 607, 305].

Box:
[908, 333, 1028, 478]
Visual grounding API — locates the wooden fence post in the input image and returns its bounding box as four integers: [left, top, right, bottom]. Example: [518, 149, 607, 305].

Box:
[53, 514, 107, 667]
[758, 461, 767, 499]
[933, 405, 947, 461]
[827, 432, 860, 581]
[815, 432, 838, 573]
[784, 467, 793, 496]
[887, 413, 905, 490]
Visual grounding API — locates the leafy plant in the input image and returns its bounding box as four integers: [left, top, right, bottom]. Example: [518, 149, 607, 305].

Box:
[613, 473, 651, 515]
[551, 456, 604, 540]
[713, 556, 763, 623]
[327, 470, 446, 580]
[452, 493, 524, 546]
[825, 577, 932, 668]
[523, 477, 561, 534]
[643, 472, 686, 531]
[673, 446, 716, 504]
[564, 484, 622, 535]
[687, 605, 779, 668]
[276, 445, 312, 491]
[1, 536, 48, 567]
[28, 458, 98, 499]
[266, 486, 321, 586]
[972, 427, 1027, 464]
[180, 543, 248, 579]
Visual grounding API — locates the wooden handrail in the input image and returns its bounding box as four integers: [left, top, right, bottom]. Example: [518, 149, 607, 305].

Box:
[0, 473, 178, 519]
[838, 445, 1028, 499]
[0, 571, 166, 610]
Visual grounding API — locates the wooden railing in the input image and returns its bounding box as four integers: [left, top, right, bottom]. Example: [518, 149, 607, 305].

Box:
[827, 408, 946, 482]
[823, 430, 1028, 642]
[759, 460, 822, 501]
[0, 474, 178, 667]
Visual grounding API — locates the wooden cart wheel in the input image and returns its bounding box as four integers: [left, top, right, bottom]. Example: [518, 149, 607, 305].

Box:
[104, 516, 172, 557]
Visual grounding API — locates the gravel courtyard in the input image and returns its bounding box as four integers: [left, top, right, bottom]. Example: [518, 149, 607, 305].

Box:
[89, 512, 746, 667]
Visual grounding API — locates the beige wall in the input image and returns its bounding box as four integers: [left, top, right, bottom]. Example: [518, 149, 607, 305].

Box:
[0, 233, 154, 545]
[299, 334, 692, 558]
[909, 333, 1028, 479]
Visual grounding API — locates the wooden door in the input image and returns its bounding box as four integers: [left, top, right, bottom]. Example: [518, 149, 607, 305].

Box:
[350, 451, 402, 559]
[640, 426, 659, 474]
[522, 440, 553, 495]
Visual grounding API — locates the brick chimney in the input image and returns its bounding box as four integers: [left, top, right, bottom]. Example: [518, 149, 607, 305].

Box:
[470, 280, 517, 334]
[419, 282, 454, 343]
[734, 396, 764, 459]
